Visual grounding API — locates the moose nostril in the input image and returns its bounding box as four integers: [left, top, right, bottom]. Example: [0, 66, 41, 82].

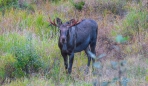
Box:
[60, 37, 66, 43]
[62, 38, 65, 42]
[60, 36, 66, 43]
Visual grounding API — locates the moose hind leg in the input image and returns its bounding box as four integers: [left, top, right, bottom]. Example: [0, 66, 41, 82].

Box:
[85, 47, 91, 67]
[90, 41, 96, 63]
[85, 47, 93, 74]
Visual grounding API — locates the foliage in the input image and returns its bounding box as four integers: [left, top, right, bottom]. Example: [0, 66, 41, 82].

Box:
[0, 53, 16, 82]
[18, 2, 35, 12]
[70, 0, 85, 11]
[0, 0, 35, 15]
[0, 0, 18, 8]
[118, 6, 148, 37]
[49, 0, 62, 3]
[0, 33, 43, 79]
[0, 0, 18, 15]
[12, 35, 42, 77]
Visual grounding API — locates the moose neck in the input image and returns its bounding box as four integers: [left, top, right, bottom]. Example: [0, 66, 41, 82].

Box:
[59, 26, 76, 53]
[68, 27, 76, 44]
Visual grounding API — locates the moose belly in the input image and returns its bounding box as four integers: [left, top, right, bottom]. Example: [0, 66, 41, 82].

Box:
[74, 37, 90, 53]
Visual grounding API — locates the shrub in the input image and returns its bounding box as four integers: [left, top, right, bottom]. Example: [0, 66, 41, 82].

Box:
[71, 0, 85, 11]
[119, 8, 148, 38]
[0, 0, 35, 15]
[0, 53, 16, 83]
[0, 33, 43, 79]
[0, 0, 18, 13]
[12, 42, 42, 77]
[12, 33, 43, 77]
[21, 4, 35, 13]
[50, 0, 61, 3]
[0, 0, 18, 8]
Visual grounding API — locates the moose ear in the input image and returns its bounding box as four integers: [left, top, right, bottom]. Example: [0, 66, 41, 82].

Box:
[69, 19, 75, 26]
[56, 18, 62, 27]
[67, 19, 79, 27]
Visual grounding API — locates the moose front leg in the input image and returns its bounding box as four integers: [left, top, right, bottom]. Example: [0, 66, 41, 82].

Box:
[68, 52, 74, 74]
[61, 53, 68, 71]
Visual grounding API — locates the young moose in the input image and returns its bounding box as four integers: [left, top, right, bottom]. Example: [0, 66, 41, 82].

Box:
[49, 18, 98, 74]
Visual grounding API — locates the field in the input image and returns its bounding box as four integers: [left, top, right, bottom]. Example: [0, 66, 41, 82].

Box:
[0, 0, 148, 86]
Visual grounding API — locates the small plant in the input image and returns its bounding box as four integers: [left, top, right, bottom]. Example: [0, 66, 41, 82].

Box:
[48, 0, 61, 3]
[0, 0, 18, 9]
[0, 53, 16, 84]
[0, 0, 18, 15]
[18, 2, 35, 13]
[70, 0, 85, 11]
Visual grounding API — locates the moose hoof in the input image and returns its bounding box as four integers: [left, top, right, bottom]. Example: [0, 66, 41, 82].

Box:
[84, 66, 89, 74]
[68, 70, 72, 74]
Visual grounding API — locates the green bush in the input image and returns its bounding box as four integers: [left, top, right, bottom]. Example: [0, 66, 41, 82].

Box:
[18, 1, 35, 12]
[0, 0, 18, 11]
[0, 33, 43, 79]
[0, 53, 16, 82]
[0, 0, 35, 15]
[0, 0, 18, 7]
[71, 1, 85, 11]
[12, 41, 42, 77]
[120, 8, 148, 37]
[49, 0, 62, 3]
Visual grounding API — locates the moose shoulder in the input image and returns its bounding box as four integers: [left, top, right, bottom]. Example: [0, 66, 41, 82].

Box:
[49, 18, 98, 74]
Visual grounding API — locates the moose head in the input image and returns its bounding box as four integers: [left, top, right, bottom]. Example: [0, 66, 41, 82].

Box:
[49, 18, 80, 48]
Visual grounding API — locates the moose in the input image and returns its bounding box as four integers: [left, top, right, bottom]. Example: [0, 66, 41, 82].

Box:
[49, 18, 98, 74]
